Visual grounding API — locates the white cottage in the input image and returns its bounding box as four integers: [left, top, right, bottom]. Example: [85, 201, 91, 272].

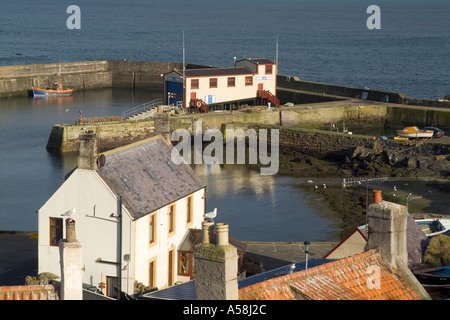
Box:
[164, 58, 279, 111]
[38, 132, 206, 298]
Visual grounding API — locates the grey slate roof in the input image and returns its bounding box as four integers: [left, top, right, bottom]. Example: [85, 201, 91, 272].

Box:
[140, 258, 331, 300]
[237, 58, 275, 65]
[174, 67, 253, 78]
[97, 135, 206, 220]
[359, 214, 429, 269]
[406, 215, 430, 268]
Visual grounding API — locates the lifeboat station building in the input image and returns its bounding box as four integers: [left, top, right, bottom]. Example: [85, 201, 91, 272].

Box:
[163, 58, 279, 112]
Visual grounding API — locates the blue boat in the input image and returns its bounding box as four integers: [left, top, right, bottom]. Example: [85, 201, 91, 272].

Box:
[415, 218, 450, 238]
[413, 266, 450, 287]
[32, 86, 73, 97]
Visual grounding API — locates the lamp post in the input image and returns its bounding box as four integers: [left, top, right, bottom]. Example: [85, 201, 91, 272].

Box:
[304, 240, 310, 270]
[407, 193, 412, 213]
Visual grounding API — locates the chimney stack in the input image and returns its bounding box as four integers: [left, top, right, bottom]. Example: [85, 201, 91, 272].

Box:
[367, 191, 432, 300]
[78, 130, 98, 170]
[367, 192, 408, 269]
[194, 222, 238, 300]
[154, 113, 170, 142]
[59, 219, 83, 300]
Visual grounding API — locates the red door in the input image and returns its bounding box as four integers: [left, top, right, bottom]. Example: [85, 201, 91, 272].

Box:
[258, 83, 263, 91]
[190, 92, 196, 106]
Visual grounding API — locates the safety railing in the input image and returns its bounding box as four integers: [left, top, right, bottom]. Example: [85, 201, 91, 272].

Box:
[121, 98, 164, 120]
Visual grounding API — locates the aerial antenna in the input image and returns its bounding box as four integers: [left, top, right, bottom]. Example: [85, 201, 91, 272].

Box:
[183, 30, 185, 107]
[183, 31, 185, 80]
[276, 35, 279, 65]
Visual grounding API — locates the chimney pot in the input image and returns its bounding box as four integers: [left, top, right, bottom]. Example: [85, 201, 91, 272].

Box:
[373, 190, 382, 204]
[201, 220, 215, 244]
[216, 223, 229, 246]
[66, 218, 77, 243]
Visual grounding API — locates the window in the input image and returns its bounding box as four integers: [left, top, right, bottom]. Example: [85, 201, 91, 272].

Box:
[245, 76, 253, 86]
[49, 217, 63, 246]
[186, 196, 193, 225]
[106, 276, 119, 299]
[209, 78, 217, 88]
[178, 252, 193, 278]
[168, 248, 175, 286]
[227, 77, 235, 87]
[191, 79, 199, 89]
[121, 177, 133, 190]
[265, 65, 272, 74]
[168, 204, 176, 235]
[148, 259, 156, 289]
[144, 168, 157, 180]
[149, 212, 157, 245]
[166, 159, 177, 172]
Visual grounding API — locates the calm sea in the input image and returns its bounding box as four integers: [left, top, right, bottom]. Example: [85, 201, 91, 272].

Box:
[1, 0, 449, 99]
[0, 0, 449, 240]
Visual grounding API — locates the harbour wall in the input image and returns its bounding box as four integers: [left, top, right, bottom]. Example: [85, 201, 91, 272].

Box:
[0, 61, 111, 97]
[2, 59, 448, 111]
[46, 109, 282, 153]
[386, 107, 450, 129]
[277, 75, 450, 109]
[0, 60, 182, 98]
[46, 119, 158, 153]
[46, 104, 389, 153]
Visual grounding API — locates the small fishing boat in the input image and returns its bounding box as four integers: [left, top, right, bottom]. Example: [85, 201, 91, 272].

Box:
[32, 86, 73, 97]
[397, 126, 433, 138]
[32, 72, 73, 97]
[415, 218, 450, 238]
[358, 218, 449, 238]
[413, 266, 450, 287]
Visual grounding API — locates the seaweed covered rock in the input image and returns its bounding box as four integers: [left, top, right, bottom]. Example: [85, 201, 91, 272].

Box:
[423, 235, 450, 267]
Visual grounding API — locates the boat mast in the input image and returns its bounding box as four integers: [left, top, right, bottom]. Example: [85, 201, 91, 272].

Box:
[183, 30, 185, 108]
[276, 35, 279, 65]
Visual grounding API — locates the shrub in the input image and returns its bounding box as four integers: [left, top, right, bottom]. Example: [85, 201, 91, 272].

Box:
[423, 235, 450, 267]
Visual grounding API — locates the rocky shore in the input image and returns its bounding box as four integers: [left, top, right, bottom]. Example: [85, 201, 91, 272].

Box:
[248, 136, 450, 240]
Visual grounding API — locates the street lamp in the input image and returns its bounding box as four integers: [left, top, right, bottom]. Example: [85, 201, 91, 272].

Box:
[407, 193, 412, 213]
[304, 240, 310, 270]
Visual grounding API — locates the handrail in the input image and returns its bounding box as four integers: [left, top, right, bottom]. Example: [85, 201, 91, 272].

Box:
[342, 175, 388, 188]
[122, 98, 164, 119]
[257, 90, 280, 107]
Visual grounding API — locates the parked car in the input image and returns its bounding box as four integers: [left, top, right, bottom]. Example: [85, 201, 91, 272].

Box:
[422, 127, 445, 138]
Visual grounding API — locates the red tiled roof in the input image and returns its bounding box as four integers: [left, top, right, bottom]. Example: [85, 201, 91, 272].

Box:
[0, 285, 57, 300]
[239, 249, 422, 300]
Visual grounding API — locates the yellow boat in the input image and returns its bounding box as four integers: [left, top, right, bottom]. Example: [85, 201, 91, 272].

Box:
[397, 126, 433, 138]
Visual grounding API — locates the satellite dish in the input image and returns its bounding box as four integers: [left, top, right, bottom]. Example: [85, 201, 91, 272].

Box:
[98, 154, 106, 167]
